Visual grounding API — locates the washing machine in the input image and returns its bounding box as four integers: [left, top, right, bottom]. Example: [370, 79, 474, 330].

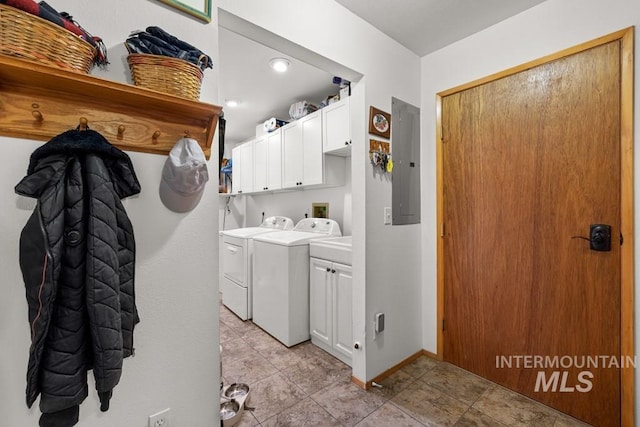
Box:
[221, 216, 294, 320]
[252, 218, 342, 347]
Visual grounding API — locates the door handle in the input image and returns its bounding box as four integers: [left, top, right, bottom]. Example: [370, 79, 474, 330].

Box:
[572, 224, 611, 252]
[590, 224, 611, 251]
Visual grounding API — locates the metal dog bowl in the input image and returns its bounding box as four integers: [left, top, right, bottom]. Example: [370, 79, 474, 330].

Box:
[224, 383, 250, 400]
[220, 400, 240, 421]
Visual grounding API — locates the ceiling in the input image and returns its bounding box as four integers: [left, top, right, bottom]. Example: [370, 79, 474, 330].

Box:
[218, 0, 547, 146]
[218, 27, 337, 145]
[334, 0, 547, 57]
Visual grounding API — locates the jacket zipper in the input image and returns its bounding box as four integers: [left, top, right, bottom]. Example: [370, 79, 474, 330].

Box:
[30, 204, 53, 341]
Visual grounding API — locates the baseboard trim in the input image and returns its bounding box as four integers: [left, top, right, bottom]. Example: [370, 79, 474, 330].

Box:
[422, 349, 441, 361]
[351, 375, 366, 389]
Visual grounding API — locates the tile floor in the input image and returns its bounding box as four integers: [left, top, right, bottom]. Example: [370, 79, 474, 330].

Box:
[219, 303, 591, 426]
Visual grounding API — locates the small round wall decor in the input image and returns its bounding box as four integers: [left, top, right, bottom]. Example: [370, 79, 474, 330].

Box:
[369, 106, 391, 139]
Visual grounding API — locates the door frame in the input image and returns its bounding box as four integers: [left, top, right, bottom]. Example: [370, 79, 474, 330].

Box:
[435, 27, 634, 425]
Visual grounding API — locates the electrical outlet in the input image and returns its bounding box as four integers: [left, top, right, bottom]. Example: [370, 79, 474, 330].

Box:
[149, 408, 171, 427]
[384, 207, 392, 225]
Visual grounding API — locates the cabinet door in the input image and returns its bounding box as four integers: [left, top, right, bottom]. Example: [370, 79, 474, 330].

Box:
[282, 121, 303, 188]
[301, 110, 323, 186]
[323, 98, 351, 154]
[253, 136, 268, 192]
[333, 263, 353, 360]
[310, 257, 332, 348]
[266, 129, 282, 190]
[231, 145, 242, 194]
[240, 141, 254, 193]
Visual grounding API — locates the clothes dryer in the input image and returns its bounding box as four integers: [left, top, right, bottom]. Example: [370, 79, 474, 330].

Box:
[221, 216, 294, 320]
[252, 218, 341, 346]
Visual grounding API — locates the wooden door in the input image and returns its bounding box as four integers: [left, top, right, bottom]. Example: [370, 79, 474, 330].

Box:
[441, 32, 632, 426]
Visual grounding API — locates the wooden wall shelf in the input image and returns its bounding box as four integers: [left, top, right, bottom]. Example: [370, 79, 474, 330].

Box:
[0, 55, 222, 158]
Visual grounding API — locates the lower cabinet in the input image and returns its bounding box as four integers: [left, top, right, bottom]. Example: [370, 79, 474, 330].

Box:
[310, 257, 352, 366]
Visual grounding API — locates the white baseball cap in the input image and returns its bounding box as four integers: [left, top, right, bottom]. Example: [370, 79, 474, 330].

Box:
[159, 138, 209, 213]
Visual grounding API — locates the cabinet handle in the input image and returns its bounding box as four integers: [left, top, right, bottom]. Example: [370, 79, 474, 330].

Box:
[344, 141, 349, 145]
[326, 267, 331, 272]
[331, 269, 336, 274]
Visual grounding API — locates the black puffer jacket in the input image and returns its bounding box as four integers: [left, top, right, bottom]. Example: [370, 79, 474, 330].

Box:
[15, 130, 141, 427]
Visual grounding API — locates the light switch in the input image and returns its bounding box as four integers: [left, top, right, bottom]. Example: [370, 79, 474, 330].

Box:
[384, 207, 392, 225]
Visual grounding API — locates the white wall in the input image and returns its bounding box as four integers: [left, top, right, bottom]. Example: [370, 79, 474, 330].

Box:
[217, 0, 422, 381]
[218, 159, 351, 235]
[0, 1, 220, 426]
[244, 160, 352, 235]
[420, 0, 639, 410]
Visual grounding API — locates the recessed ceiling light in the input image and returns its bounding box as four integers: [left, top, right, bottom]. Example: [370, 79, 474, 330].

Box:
[269, 57, 290, 73]
[225, 99, 239, 108]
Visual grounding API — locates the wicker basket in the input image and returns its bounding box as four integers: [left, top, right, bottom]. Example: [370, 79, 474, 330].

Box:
[0, 3, 95, 73]
[127, 54, 204, 101]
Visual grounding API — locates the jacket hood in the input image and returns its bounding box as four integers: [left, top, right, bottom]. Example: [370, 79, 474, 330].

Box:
[15, 130, 141, 199]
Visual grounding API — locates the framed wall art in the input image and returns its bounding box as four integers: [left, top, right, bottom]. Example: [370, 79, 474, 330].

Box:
[369, 106, 391, 139]
[158, 0, 212, 23]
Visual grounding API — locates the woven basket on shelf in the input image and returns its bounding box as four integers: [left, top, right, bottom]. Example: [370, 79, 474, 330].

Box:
[0, 3, 95, 73]
[127, 54, 204, 101]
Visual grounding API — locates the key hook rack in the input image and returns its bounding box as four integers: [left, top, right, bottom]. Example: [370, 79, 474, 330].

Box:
[369, 139, 392, 173]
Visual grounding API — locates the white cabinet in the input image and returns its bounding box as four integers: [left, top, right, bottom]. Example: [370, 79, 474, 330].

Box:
[252, 135, 268, 192]
[231, 144, 242, 194]
[282, 110, 324, 188]
[254, 130, 283, 192]
[231, 141, 254, 194]
[310, 257, 352, 365]
[239, 141, 254, 194]
[323, 97, 351, 156]
[282, 110, 345, 190]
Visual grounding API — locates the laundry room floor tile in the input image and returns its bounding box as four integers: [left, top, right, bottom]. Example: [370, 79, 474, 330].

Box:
[419, 362, 493, 405]
[218, 303, 596, 426]
[223, 351, 278, 385]
[311, 380, 387, 426]
[261, 397, 341, 427]
[354, 402, 424, 427]
[245, 372, 307, 423]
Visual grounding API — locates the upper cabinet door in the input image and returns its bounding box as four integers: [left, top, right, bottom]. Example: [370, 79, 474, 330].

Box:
[231, 144, 243, 194]
[266, 129, 283, 191]
[322, 97, 351, 156]
[300, 110, 323, 186]
[240, 141, 254, 193]
[253, 136, 268, 192]
[282, 121, 303, 188]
